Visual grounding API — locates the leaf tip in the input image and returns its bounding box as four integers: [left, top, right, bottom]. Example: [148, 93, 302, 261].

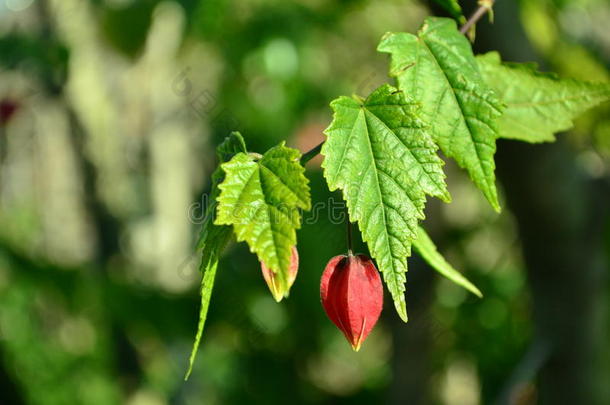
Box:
[484, 189, 501, 213]
[466, 282, 483, 298]
[377, 31, 395, 50]
[396, 301, 408, 323]
[268, 286, 287, 303]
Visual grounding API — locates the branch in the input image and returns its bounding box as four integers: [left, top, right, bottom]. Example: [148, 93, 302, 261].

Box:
[459, 0, 495, 34]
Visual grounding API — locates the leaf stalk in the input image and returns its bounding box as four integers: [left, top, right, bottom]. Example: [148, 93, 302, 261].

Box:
[459, 0, 495, 34]
[300, 141, 324, 165]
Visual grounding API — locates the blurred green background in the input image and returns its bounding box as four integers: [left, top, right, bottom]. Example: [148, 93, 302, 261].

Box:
[1, 0, 609, 404]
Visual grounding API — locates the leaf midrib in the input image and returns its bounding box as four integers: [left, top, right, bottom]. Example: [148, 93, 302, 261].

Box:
[229, 160, 259, 218]
[363, 107, 447, 199]
[418, 35, 494, 196]
[360, 107, 404, 293]
[223, 158, 291, 274]
[259, 162, 308, 209]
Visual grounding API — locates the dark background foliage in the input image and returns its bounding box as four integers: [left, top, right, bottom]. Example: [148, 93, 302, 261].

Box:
[0, 0, 609, 404]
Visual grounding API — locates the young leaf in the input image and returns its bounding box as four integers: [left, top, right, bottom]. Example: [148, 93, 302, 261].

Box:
[378, 17, 504, 212]
[215, 144, 311, 293]
[186, 132, 246, 380]
[184, 231, 231, 381]
[185, 260, 218, 381]
[322, 84, 449, 322]
[477, 52, 610, 143]
[413, 226, 482, 297]
[217, 131, 248, 161]
[197, 132, 247, 254]
[431, 0, 466, 24]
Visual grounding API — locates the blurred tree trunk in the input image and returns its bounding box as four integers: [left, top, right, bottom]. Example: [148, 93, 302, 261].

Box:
[386, 2, 540, 402]
[496, 139, 608, 404]
[387, 1, 608, 403]
[475, 1, 609, 403]
[385, 4, 458, 403]
[387, 256, 435, 405]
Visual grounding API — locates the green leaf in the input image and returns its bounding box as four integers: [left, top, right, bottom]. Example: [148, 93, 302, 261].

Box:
[186, 132, 246, 381]
[215, 143, 310, 292]
[322, 84, 449, 322]
[413, 226, 482, 298]
[378, 17, 504, 212]
[184, 236, 228, 381]
[477, 51, 610, 143]
[431, 0, 466, 24]
[197, 132, 247, 253]
[184, 259, 218, 380]
[216, 131, 248, 162]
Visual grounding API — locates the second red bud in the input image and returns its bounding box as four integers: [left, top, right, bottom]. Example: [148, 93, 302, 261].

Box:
[261, 246, 299, 302]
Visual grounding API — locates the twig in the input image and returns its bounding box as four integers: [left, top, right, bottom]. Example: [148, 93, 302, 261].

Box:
[460, 0, 495, 34]
[300, 141, 324, 165]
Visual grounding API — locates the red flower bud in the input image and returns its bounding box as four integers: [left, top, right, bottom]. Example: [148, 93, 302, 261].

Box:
[320, 253, 383, 351]
[261, 246, 299, 302]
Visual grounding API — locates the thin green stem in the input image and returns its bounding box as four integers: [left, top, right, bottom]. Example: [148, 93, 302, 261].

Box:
[460, 0, 495, 34]
[346, 212, 353, 255]
[300, 141, 324, 165]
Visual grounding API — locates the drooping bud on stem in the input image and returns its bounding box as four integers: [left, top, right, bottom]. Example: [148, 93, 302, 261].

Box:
[261, 246, 299, 302]
[320, 253, 383, 351]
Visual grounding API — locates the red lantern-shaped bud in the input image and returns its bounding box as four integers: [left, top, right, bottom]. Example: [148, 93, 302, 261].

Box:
[261, 246, 299, 302]
[320, 253, 383, 351]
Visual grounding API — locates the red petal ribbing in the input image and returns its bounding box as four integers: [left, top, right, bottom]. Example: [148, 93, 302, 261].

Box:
[320, 253, 383, 351]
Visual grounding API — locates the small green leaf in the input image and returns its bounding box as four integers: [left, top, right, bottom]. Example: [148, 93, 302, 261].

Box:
[184, 261, 217, 380]
[414, 226, 482, 298]
[216, 131, 248, 161]
[186, 132, 246, 380]
[215, 143, 310, 293]
[477, 51, 610, 143]
[431, 0, 466, 24]
[378, 17, 504, 212]
[197, 132, 247, 253]
[322, 84, 449, 322]
[184, 251, 221, 380]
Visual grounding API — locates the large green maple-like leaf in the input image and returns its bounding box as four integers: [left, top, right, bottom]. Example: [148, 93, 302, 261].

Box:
[378, 17, 504, 212]
[478, 52, 610, 143]
[186, 132, 247, 380]
[413, 226, 482, 298]
[322, 84, 449, 322]
[215, 143, 311, 291]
